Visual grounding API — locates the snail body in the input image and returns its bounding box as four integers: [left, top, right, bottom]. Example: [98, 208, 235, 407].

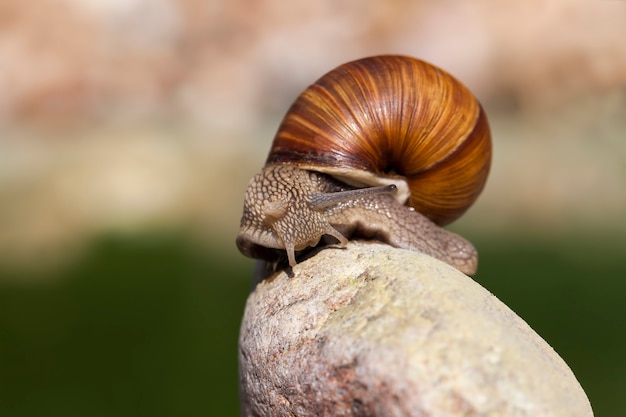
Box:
[236, 55, 491, 275]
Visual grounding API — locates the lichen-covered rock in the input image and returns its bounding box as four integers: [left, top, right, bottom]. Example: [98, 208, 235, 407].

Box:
[238, 242, 593, 417]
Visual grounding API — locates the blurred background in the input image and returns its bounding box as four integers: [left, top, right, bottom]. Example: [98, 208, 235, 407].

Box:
[0, 0, 624, 415]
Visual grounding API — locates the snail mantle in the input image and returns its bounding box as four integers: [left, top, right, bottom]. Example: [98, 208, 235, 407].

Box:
[238, 241, 593, 417]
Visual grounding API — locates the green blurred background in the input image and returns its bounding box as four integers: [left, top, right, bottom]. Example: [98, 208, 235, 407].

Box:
[1, 1, 625, 416]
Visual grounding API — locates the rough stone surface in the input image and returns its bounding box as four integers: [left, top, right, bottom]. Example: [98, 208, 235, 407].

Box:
[238, 242, 593, 417]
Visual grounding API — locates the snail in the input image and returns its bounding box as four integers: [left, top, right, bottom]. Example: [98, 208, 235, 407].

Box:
[236, 55, 491, 275]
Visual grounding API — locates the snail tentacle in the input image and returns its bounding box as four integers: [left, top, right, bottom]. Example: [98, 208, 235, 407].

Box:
[309, 184, 397, 210]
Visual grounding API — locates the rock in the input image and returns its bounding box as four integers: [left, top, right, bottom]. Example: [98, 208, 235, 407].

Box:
[238, 241, 593, 417]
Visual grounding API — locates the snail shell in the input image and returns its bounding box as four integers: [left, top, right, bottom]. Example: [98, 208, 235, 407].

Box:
[268, 55, 491, 225]
[237, 55, 492, 274]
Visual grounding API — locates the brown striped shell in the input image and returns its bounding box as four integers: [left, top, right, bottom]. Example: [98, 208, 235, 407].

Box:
[266, 55, 491, 226]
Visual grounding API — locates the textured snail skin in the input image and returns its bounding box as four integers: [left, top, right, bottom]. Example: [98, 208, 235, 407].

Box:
[236, 55, 491, 275]
[236, 164, 477, 274]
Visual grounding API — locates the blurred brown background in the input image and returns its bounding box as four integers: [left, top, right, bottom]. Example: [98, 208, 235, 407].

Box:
[0, 1, 625, 416]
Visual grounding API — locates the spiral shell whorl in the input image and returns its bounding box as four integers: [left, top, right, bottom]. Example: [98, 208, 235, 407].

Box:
[267, 55, 492, 226]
